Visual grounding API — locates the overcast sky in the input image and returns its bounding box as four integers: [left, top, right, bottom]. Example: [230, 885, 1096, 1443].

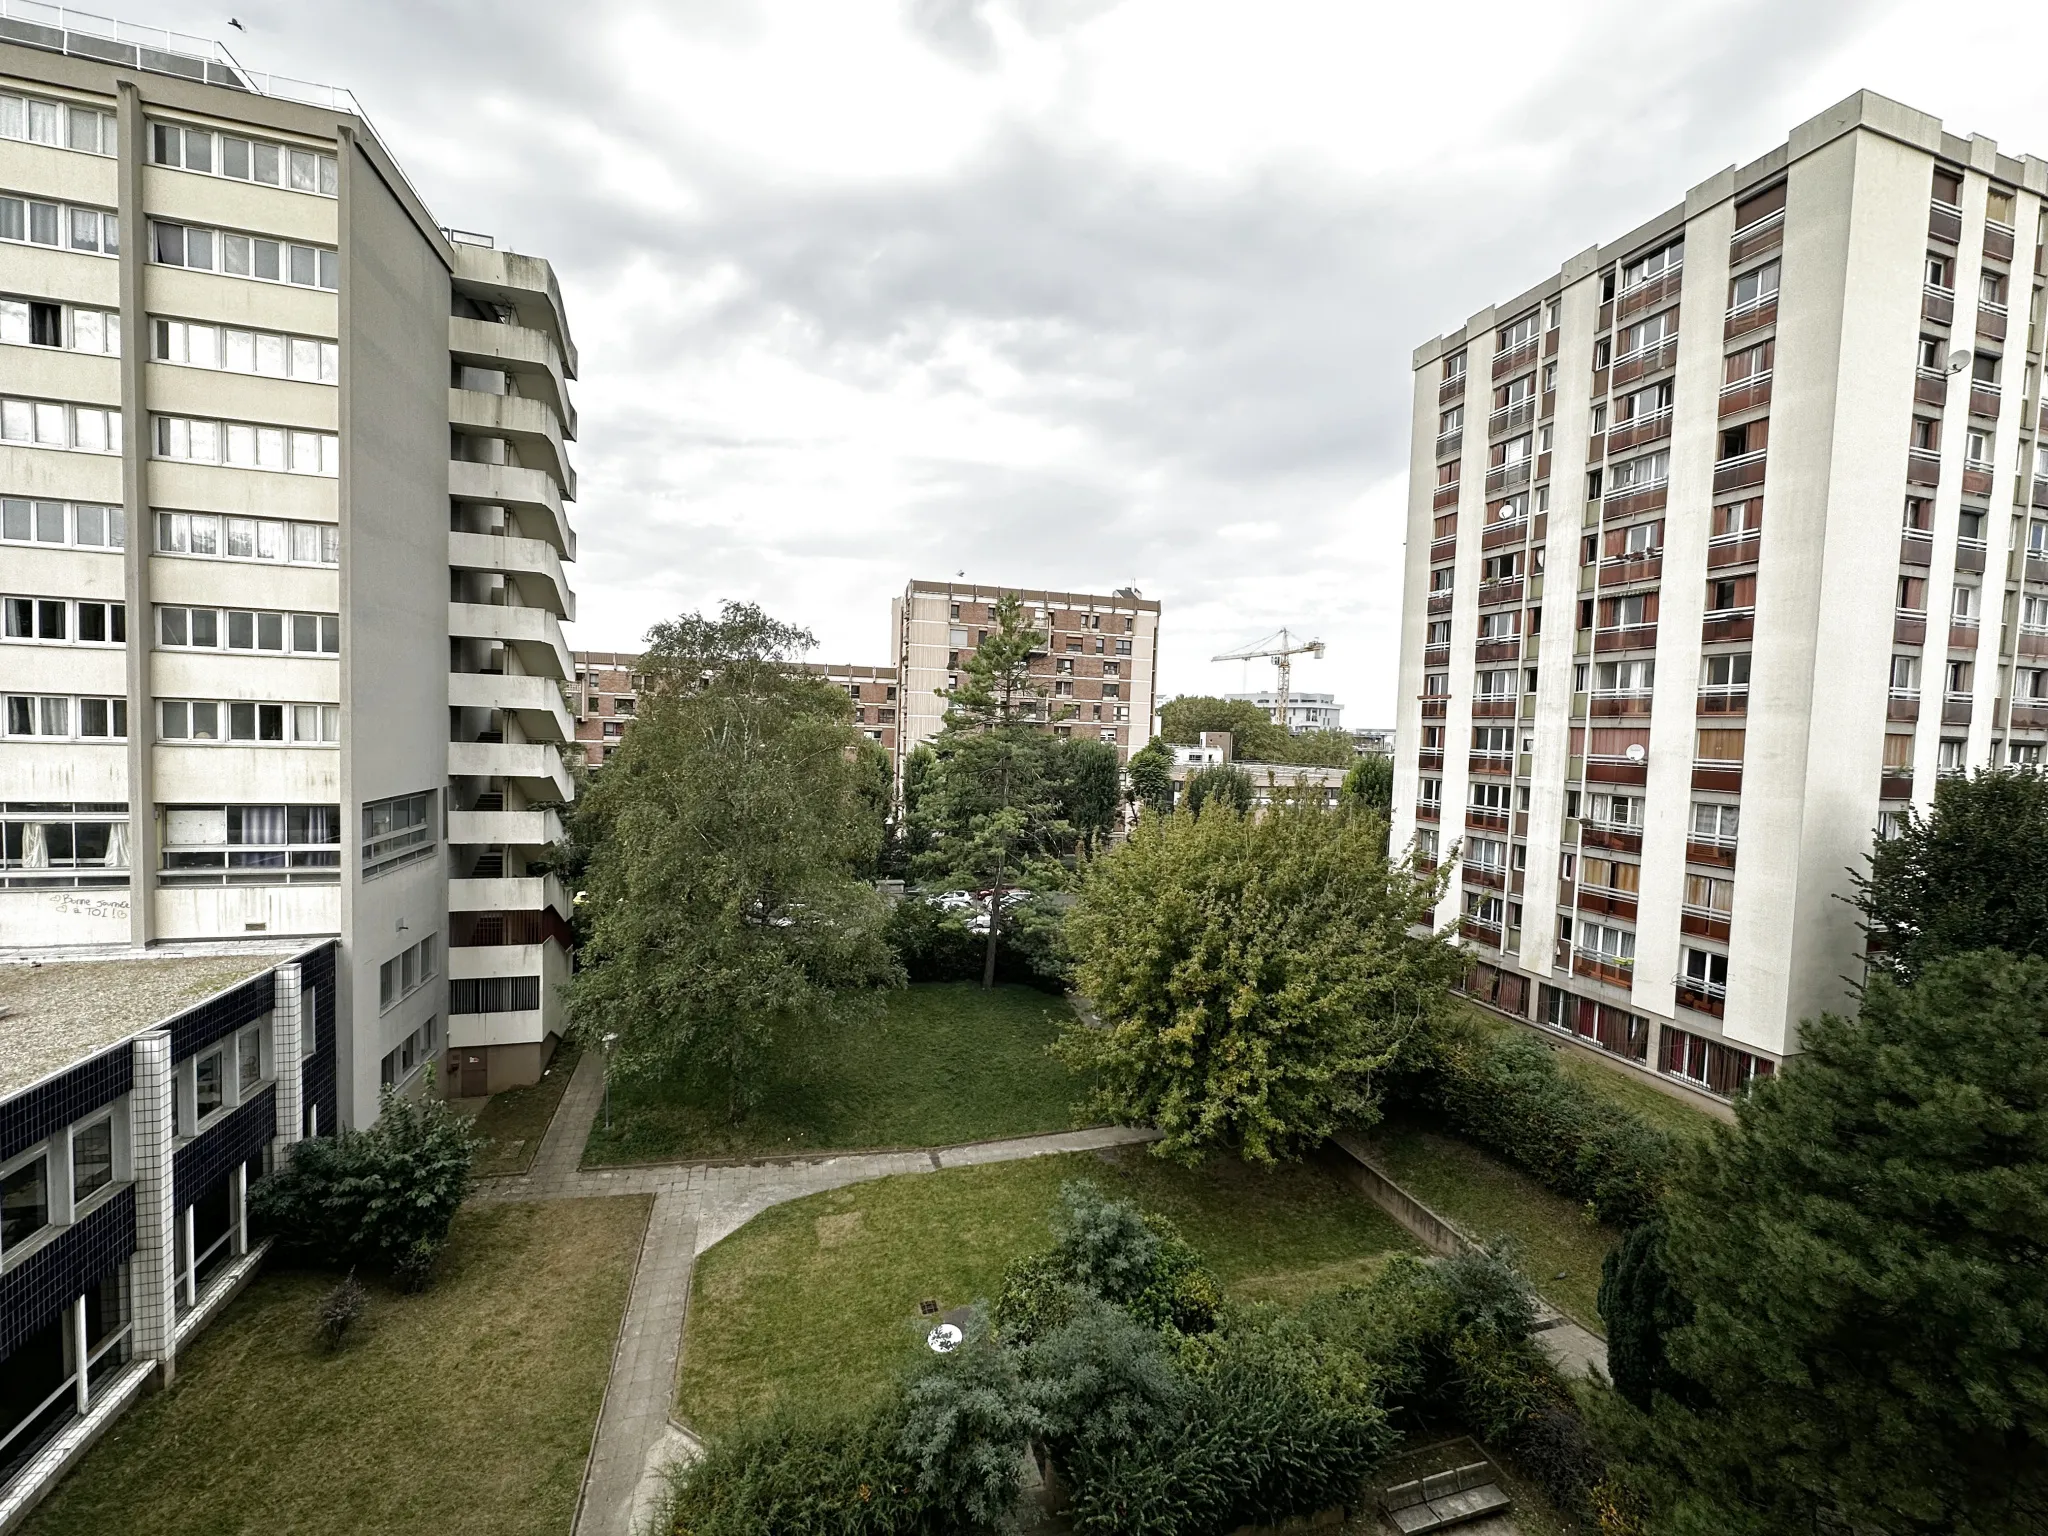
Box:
[138, 0, 2048, 720]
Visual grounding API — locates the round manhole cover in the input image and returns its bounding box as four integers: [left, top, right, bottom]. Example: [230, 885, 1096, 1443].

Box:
[926, 1323, 963, 1353]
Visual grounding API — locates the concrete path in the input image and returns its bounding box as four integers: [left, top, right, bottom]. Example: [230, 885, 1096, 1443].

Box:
[471, 1051, 1161, 1536]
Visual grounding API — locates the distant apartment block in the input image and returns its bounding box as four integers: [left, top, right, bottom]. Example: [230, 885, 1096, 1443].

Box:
[1394, 92, 2048, 1099]
[1225, 689, 1343, 732]
[572, 652, 898, 761]
[801, 662, 899, 755]
[890, 580, 1161, 782]
[0, 21, 580, 1113]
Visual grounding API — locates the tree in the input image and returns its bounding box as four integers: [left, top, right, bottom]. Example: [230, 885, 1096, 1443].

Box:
[1126, 737, 1174, 818]
[1059, 801, 1462, 1164]
[1855, 765, 2048, 983]
[913, 592, 1072, 988]
[566, 601, 904, 1118]
[1634, 953, 2048, 1536]
[1159, 696, 1290, 762]
[1596, 1217, 1691, 1412]
[1180, 763, 1253, 815]
[1284, 729, 1357, 768]
[1046, 735, 1122, 851]
[1341, 753, 1394, 818]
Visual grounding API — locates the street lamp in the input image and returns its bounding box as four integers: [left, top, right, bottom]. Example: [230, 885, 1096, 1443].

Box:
[601, 1032, 619, 1131]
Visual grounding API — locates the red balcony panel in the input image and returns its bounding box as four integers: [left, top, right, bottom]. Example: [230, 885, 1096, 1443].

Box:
[1893, 615, 1927, 645]
[1433, 483, 1461, 510]
[1616, 271, 1682, 323]
[1477, 578, 1525, 609]
[1423, 645, 1450, 667]
[1481, 520, 1528, 552]
[1472, 698, 1518, 718]
[1675, 983, 1727, 1020]
[1428, 592, 1454, 616]
[1459, 918, 1504, 948]
[1977, 308, 2008, 344]
[1420, 698, 1448, 719]
[1605, 413, 1673, 455]
[2010, 703, 2048, 729]
[1590, 694, 1654, 718]
[1602, 485, 1669, 522]
[1962, 467, 1994, 497]
[1488, 400, 1536, 438]
[1576, 890, 1638, 923]
[1594, 624, 1659, 653]
[1713, 453, 1767, 494]
[1463, 866, 1506, 891]
[1969, 385, 2002, 419]
[1685, 840, 1736, 869]
[1491, 338, 1540, 380]
[1610, 338, 1679, 388]
[1928, 203, 1962, 244]
[1719, 377, 1773, 417]
[1429, 539, 1456, 567]
[1899, 532, 1933, 567]
[1707, 535, 1760, 570]
[2019, 632, 2048, 660]
[1730, 217, 1783, 266]
[1586, 760, 1648, 785]
[1956, 544, 1986, 574]
[1950, 622, 1981, 650]
[1582, 825, 1642, 855]
[1886, 697, 1920, 722]
[1573, 953, 1636, 988]
[1468, 754, 1512, 778]
[1680, 911, 1732, 942]
[1942, 697, 1974, 726]
[1485, 461, 1532, 496]
[1417, 750, 1444, 771]
[1416, 803, 1441, 822]
[1601, 553, 1662, 586]
[1438, 374, 1466, 404]
[1914, 372, 1948, 408]
[1691, 765, 1744, 793]
[1466, 808, 1509, 832]
[1984, 225, 2015, 263]
[1701, 613, 1754, 643]
[1922, 289, 1955, 326]
[1696, 690, 1748, 717]
[1474, 639, 1521, 664]
[1724, 299, 1776, 340]
[1879, 773, 1914, 801]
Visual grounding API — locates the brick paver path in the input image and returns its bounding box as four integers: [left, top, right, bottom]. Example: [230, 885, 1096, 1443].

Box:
[473, 1051, 1161, 1536]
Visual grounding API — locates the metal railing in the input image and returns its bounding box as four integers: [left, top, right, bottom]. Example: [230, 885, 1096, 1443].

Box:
[0, 1321, 131, 1460]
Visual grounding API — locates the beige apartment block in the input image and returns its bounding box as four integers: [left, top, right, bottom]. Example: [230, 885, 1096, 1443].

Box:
[572, 651, 899, 762]
[0, 19, 579, 1113]
[890, 579, 1160, 782]
[1393, 90, 2048, 1102]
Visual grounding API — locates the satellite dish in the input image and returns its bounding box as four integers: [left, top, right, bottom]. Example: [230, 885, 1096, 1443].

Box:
[1625, 743, 1647, 763]
[1947, 348, 1972, 375]
[1496, 504, 1515, 522]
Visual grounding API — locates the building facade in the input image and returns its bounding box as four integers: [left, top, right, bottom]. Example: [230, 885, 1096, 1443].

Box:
[0, 944, 333, 1523]
[572, 652, 898, 763]
[890, 580, 1161, 782]
[1393, 91, 2048, 1098]
[0, 22, 579, 1108]
[801, 661, 898, 755]
[1225, 689, 1343, 732]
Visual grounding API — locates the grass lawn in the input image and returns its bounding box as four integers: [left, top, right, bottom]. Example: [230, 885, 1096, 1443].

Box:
[1360, 1117, 1617, 1331]
[583, 982, 1092, 1165]
[469, 1041, 583, 1176]
[679, 1143, 1422, 1433]
[20, 1198, 648, 1536]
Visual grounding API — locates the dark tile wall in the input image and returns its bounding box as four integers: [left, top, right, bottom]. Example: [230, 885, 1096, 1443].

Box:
[0, 1048, 131, 1167]
[0, 1186, 136, 1366]
[172, 1087, 275, 1209]
[167, 968, 278, 1063]
[299, 942, 338, 1137]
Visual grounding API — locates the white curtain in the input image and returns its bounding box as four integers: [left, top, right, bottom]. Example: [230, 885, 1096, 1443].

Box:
[22, 822, 48, 867]
[104, 821, 129, 869]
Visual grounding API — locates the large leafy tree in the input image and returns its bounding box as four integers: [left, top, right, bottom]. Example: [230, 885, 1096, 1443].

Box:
[912, 592, 1074, 987]
[1159, 695, 1291, 762]
[1341, 753, 1394, 818]
[1125, 736, 1174, 818]
[1059, 801, 1461, 1164]
[567, 602, 903, 1117]
[1628, 953, 2048, 1536]
[1855, 766, 2048, 982]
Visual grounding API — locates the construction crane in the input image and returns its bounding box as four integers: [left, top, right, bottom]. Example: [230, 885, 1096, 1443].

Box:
[1212, 629, 1326, 735]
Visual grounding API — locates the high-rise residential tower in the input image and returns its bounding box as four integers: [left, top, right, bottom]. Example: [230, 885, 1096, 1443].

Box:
[1393, 91, 2048, 1100]
[0, 18, 579, 1116]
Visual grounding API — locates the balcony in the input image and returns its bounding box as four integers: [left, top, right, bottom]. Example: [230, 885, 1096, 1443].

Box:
[447, 739, 574, 803]
[1675, 980, 1726, 1020]
[1605, 409, 1672, 455]
[1969, 383, 2001, 419]
[1680, 908, 1732, 942]
[448, 807, 565, 847]
[1879, 772, 1914, 802]
[1590, 690, 1653, 719]
[1472, 697, 1517, 719]
[453, 243, 580, 377]
[1707, 532, 1759, 570]
[1423, 644, 1450, 668]
[1474, 639, 1520, 664]
[1905, 449, 1941, 488]
[1686, 837, 1737, 868]
[1481, 517, 1528, 551]
[1713, 449, 1767, 494]
[1611, 337, 1678, 388]
[448, 870, 571, 919]
[1577, 888, 1637, 923]
[1962, 464, 1995, 498]
[1985, 223, 2016, 263]
[1593, 624, 1658, 653]
[1462, 865, 1506, 891]
[1420, 699, 1448, 720]
[1433, 481, 1461, 511]
[1484, 460, 1531, 496]
[1459, 918, 1504, 949]
[2010, 702, 2048, 730]
[1601, 484, 1669, 522]
[1488, 400, 1535, 438]
[1491, 338, 1539, 381]
[449, 459, 575, 557]
[1435, 431, 1461, 460]
[1427, 591, 1454, 616]
[1429, 535, 1456, 564]
[1465, 807, 1509, 832]
[1696, 686, 1747, 716]
[1439, 372, 1467, 404]
[1956, 540, 1987, 574]
[1914, 370, 1948, 408]
[1724, 296, 1776, 341]
[1467, 751, 1513, 776]
[1415, 802, 1442, 822]
[1585, 754, 1648, 785]
[449, 387, 576, 497]
[1615, 269, 1682, 323]
[1893, 614, 1926, 645]
[448, 530, 575, 620]
[1417, 750, 1444, 771]
[1922, 285, 1955, 327]
[448, 316, 577, 437]
[1942, 695, 1974, 726]
[1601, 552, 1662, 586]
[1977, 305, 2007, 344]
[1572, 952, 1634, 987]
[1899, 531, 1933, 567]
[1720, 373, 1772, 418]
[1730, 208, 1784, 265]
[450, 600, 573, 680]
[1477, 577, 1524, 609]
[1887, 690, 1921, 723]
[1691, 761, 1743, 793]
[1949, 619, 1981, 650]
[1928, 200, 1962, 245]
[449, 669, 575, 742]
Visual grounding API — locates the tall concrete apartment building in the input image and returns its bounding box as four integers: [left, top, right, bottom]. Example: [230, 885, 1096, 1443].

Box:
[0, 20, 580, 1113]
[891, 579, 1160, 782]
[1394, 91, 2048, 1099]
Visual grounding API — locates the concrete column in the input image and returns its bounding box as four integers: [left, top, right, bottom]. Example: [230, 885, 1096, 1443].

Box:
[182, 1207, 196, 1308]
[72, 1295, 89, 1414]
[271, 964, 304, 1150]
[127, 1031, 178, 1387]
[231, 1163, 248, 1257]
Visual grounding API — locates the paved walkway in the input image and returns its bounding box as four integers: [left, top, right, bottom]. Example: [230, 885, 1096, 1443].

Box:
[472, 1051, 1161, 1536]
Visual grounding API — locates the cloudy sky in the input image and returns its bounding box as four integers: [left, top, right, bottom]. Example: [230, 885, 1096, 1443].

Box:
[139, 0, 2048, 719]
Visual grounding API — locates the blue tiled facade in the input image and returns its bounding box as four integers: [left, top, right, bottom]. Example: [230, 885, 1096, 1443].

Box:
[172, 1089, 276, 1209]
[0, 1189, 135, 1364]
[300, 942, 339, 1137]
[0, 1050, 131, 1168]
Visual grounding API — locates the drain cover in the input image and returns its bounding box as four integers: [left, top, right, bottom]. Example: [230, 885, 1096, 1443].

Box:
[918, 1298, 940, 1316]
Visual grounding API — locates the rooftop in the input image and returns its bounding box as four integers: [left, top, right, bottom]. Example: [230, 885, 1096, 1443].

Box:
[0, 950, 286, 1097]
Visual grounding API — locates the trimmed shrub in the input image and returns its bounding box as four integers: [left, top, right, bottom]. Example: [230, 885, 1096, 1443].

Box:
[1597, 1217, 1693, 1411]
[1400, 1015, 1675, 1227]
[315, 1272, 367, 1351]
[994, 1182, 1221, 1343]
[251, 1089, 479, 1284]
[664, 1396, 937, 1536]
[897, 1309, 1033, 1530]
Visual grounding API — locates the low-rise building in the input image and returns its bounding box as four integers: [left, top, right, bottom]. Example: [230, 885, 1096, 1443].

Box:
[1225, 689, 1344, 732]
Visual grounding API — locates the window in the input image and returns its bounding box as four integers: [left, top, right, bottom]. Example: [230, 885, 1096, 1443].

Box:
[4, 597, 124, 645]
[1481, 551, 1522, 582]
[1444, 350, 1467, 380]
[158, 511, 336, 565]
[449, 976, 542, 1015]
[157, 606, 338, 655]
[149, 121, 336, 194]
[1599, 592, 1657, 629]
[1925, 253, 1953, 291]
[0, 397, 121, 452]
[1889, 655, 1922, 696]
[1701, 653, 1751, 689]
[1, 93, 117, 155]
[1621, 239, 1682, 289]
[1, 1151, 50, 1256]
[1734, 181, 1785, 230]
[158, 701, 334, 745]
[1945, 659, 1973, 698]
[1579, 921, 1635, 964]
[149, 220, 337, 290]
[153, 318, 337, 383]
[1436, 459, 1460, 488]
[1498, 374, 1534, 407]
[1719, 419, 1767, 460]
[0, 296, 120, 354]
[1897, 576, 1928, 613]
[3, 695, 126, 740]
[1952, 585, 1979, 621]
[1466, 836, 1508, 871]
[1616, 381, 1673, 423]
[1607, 449, 1670, 493]
[1728, 261, 1780, 313]
[1464, 892, 1506, 925]
[362, 791, 436, 878]
[1682, 948, 1729, 996]
[159, 804, 340, 882]
[2023, 596, 2048, 633]
[1691, 802, 1740, 845]
[153, 415, 339, 476]
[1430, 567, 1454, 593]
[2, 806, 129, 883]
[1593, 658, 1654, 693]
[379, 935, 439, 1012]
[1581, 856, 1639, 894]
[1617, 309, 1675, 358]
[1439, 405, 1463, 434]
[1707, 574, 1756, 614]
[194, 1048, 225, 1123]
[1980, 271, 2007, 310]
[1476, 611, 1517, 641]
[1987, 187, 2016, 228]
[1696, 728, 1746, 764]
[1684, 875, 1733, 914]
[1724, 340, 1772, 385]
[1472, 725, 1513, 755]
[0, 193, 117, 255]
[1474, 668, 1517, 698]
[1712, 499, 1761, 539]
[1903, 496, 1933, 533]
[1497, 312, 1538, 351]
[1938, 738, 1971, 772]
[1957, 509, 1986, 546]
[1586, 792, 1642, 828]
[1, 499, 123, 549]
[70, 1116, 114, 1205]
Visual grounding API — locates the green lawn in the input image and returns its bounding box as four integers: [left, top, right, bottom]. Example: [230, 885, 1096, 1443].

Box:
[679, 1144, 1422, 1433]
[584, 982, 1092, 1165]
[469, 1041, 583, 1176]
[1359, 1118, 1617, 1331]
[21, 1198, 648, 1536]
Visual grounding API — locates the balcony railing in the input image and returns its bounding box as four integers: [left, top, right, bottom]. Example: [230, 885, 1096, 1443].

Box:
[1707, 530, 1760, 569]
[1914, 369, 1948, 408]
[1696, 686, 1748, 715]
[1899, 530, 1933, 566]
[1720, 371, 1772, 417]
[1605, 409, 1672, 454]
[1729, 207, 1784, 265]
[1610, 337, 1679, 387]
[1929, 199, 1962, 244]
[1905, 449, 1941, 488]
[1488, 399, 1536, 437]
[1435, 431, 1461, 459]
[1439, 372, 1467, 404]
[1978, 303, 2008, 344]
[1922, 285, 1955, 326]
[1725, 295, 1777, 340]
[1713, 449, 1767, 494]
[1484, 460, 1532, 496]
[1984, 221, 2016, 262]
[1702, 609, 1755, 642]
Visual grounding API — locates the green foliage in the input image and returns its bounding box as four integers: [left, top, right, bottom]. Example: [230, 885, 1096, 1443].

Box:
[1632, 953, 2048, 1536]
[1596, 1218, 1691, 1412]
[315, 1272, 367, 1351]
[1341, 753, 1394, 818]
[897, 1310, 1033, 1529]
[1158, 696, 1290, 761]
[1046, 736, 1122, 851]
[251, 1090, 479, 1286]
[881, 894, 1068, 991]
[566, 601, 904, 1117]
[1855, 765, 2048, 983]
[1399, 1011, 1676, 1226]
[1061, 802, 1461, 1164]
[1179, 763, 1253, 815]
[1283, 729, 1357, 768]
[1018, 1296, 1187, 1456]
[1125, 737, 1174, 818]
[995, 1181, 1223, 1343]
[664, 1396, 939, 1536]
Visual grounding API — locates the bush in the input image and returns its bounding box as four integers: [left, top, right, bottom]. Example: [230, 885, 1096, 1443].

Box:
[251, 1090, 480, 1284]
[1179, 764, 1253, 816]
[882, 893, 1067, 991]
[995, 1182, 1221, 1343]
[315, 1272, 367, 1351]
[664, 1396, 937, 1536]
[1400, 1015, 1675, 1227]
[897, 1309, 1033, 1530]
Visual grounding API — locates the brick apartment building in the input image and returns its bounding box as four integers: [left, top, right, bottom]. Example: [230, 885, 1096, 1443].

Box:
[572, 651, 897, 763]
